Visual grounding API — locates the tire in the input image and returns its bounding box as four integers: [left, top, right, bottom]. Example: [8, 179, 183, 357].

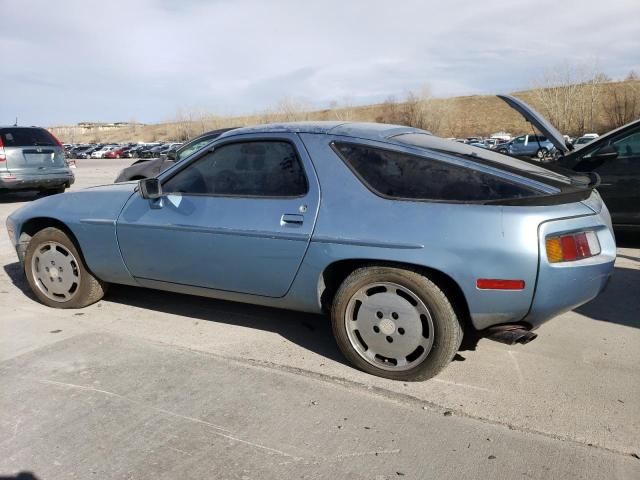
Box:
[24, 227, 108, 309]
[331, 266, 463, 381]
[536, 147, 548, 159]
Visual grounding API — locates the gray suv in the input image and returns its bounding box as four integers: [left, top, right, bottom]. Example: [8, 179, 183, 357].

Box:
[0, 126, 74, 194]
[495, 134, 557, 159]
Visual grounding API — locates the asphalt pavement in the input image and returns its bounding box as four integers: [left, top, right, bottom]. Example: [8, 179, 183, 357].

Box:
[0, 158, 638, 479]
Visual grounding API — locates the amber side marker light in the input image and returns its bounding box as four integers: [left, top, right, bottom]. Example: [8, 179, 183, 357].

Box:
[476, 279, 525, 290]
[546, 231, 600, 263]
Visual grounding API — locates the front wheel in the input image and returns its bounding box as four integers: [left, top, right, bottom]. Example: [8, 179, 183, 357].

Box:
[24, 227, 108, 308]
[331, 267, 462, 381]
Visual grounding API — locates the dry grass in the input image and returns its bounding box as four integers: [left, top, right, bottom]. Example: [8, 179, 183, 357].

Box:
[52, 80, 640, 143]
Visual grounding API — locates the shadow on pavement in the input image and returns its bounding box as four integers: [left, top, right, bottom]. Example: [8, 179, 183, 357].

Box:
[0, 191, 42, 204]
[109, 283, 352, 365]
[2, 262, 36, 301]
[3, 260, 349, 367]
[615, 230, 640, 249]
[575, 266, 640, 329]
[4, 260, 475, 367]
[0, 473, 40, 480]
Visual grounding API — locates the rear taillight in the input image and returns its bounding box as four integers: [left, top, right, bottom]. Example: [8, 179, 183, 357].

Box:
[47, 130, 64, 148]
[0, 136, 5, 162]
[546, 231, 600, 263]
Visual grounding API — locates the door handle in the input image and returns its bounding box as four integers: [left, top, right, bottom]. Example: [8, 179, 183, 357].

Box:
[281, 214, 304, 226]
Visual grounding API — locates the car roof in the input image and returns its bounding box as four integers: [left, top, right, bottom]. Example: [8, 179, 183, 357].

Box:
[219, 121, 429, 142]
[0, 125, 46, 129]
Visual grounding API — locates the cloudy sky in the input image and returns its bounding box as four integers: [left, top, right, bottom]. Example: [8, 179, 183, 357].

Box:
[2, 0, 639, 126]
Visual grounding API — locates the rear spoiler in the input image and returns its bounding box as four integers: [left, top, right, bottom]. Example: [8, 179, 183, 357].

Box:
[483, 162, 600, 207]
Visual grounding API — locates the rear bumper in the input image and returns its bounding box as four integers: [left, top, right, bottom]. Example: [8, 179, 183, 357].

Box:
[523, 211, 616, 328]
[0, 172, 75, 191]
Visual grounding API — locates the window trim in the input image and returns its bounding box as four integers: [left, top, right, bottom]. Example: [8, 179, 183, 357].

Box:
[160, 138, 310, 199]
[331, 141, 549, 205]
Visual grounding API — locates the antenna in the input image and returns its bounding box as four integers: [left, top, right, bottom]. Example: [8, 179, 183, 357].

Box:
[14, 117, 18, 127]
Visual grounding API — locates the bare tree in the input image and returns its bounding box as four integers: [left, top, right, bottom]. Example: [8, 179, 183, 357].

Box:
[381, 88, 450, 135]
[330, 96, 356, 121]
[274, 97, 313, 122]
[375, 96, 401, 125]
[602, 80, 640, 128]
[625, 70, 639, 81]
[530, 62, 609, 135]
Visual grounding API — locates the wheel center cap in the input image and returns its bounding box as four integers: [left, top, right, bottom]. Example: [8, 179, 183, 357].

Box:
[379, 319, 396, 335]
[50, 269, 59, 279]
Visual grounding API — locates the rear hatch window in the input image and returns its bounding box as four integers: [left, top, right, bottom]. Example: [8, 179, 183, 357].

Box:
[389, 133, 596, 205]
[1, 127, 57, 147]
[333, 142, 542, 203]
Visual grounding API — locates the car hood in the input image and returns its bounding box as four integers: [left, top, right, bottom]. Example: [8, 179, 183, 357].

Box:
[497, 94, 573, 154]
[8, 182, 138, 230]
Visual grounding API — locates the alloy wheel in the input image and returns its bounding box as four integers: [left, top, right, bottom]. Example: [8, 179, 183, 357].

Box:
[344, 282, 435, 371]
[30, 241, 81, 302]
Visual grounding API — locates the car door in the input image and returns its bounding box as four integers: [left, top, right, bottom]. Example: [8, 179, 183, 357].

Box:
[509, 135, 526, 155]
[116, 133, 320, 297]
[572, 128, 640, 226]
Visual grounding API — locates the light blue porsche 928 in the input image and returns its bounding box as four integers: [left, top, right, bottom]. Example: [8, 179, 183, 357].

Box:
[6, 97, 615, 380]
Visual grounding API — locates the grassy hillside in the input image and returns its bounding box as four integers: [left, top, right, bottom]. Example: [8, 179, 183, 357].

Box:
[52, 80, 639, 143]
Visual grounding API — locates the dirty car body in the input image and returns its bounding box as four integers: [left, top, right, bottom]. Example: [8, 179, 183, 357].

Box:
[6, 122, 615, 380]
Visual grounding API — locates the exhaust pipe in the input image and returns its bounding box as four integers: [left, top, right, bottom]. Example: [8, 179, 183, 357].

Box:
[483, 324, 537, 345]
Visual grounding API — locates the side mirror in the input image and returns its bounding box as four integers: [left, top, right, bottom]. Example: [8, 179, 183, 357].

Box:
[591, 144, 618, 160]
[138, 178, 162, 199]
[167, 150, 177, 161]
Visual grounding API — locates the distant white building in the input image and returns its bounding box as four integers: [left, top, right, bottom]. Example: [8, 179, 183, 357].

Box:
[490, 131, 512, 141]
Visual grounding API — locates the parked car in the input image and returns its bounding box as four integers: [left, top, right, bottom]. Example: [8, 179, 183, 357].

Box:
[76, 145, 102, 159]
[136, 143, 163, 159]
[573, 134, 599, 147]
[123, 145, 145, 158]
[495, 134, 556, 159]
[91, 145, 118, 159]
[114, 129, 233, 182]
[104, 147, 128, 159]
[0, 126, 74, 194]
[8, 121, 614, 380]
[499, 94, 640, 230]
[67, 145, 91, 158]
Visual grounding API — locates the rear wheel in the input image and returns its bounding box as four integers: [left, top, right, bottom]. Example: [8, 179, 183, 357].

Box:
[536, 147, 549, 159]
[24, 227, 107, 308]
[331, 267, 462, 381]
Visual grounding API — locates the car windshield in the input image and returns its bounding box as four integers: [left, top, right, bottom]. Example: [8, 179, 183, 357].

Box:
[392, 133, 572, 185]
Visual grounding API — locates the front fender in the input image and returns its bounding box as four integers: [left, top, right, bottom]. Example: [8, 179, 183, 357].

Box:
[7, 184, 139, 285]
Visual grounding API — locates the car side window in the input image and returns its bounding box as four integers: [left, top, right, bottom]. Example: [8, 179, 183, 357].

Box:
[513, 136, 525, 144]
[333, 142, 540, 202]
[163, 141, 308, 197]
[612, 131, 640, 158]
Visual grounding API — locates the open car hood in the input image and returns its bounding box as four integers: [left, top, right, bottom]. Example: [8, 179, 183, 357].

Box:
[497, 94, 573, 154]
